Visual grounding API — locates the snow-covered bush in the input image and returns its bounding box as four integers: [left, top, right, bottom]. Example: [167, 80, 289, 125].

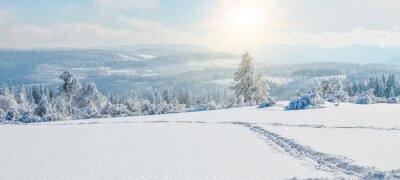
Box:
[386, 97, 399, 104]
[325, 97, 339, 103]
[0, 95, 19, 114]
[374, 97, 387, 104]
[258, 97, 276, 108]
[237, 95, 245, 107]
[73, 83, 107, 119]
[353, 89, 376, 105]
[246, 100, 257, 106]
[18, 112, 36, 123]
[166, 104, 186, 113]
[354, 96, 373, 104]
[192, 101, 220, 112]
[5, 108, 21, 121]
[102, 103, 131, 117]
[285, 93, 325, 110]
[319, 78, 350, 103]
[34, 96, 52, 117]
[34, 96, 66, 121]
[192, 104, 208, 112]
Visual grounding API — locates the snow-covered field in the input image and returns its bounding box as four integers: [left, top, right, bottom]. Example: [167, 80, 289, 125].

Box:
[1, 102, 400, 179]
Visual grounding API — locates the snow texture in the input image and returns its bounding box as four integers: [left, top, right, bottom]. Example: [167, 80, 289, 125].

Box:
[1, 102, 400, 179]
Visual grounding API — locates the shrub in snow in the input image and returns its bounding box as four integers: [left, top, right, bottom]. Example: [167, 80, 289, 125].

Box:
[192, 104, 208, 112]
[337, 91, 351, 102]
[102, 103, 131, 117]
[227, 97, 238, 108]
[237, 95, 245, 107]
[192, 102, 217, 112]
[246, 100, 257, 106]
[319, 79, 350, 103]
[140, 102, 154, 115]
[34, 96, 66, 121]
[353, 89, 377, 105]
[122, 98, 144, 115]
[0, 95, 19, 114]
[386, 97, 399, 104]
[354, 96, 373, 104]
[34, 96, 52, 117]
[325, 97, 339, 103]
[18, 112, 34, 123]
[258, 97, 276, 108]
[166, 104, 186, 113]
[5, 108, 20, 121]
[73, 83, 107, 119]
[374, 97, 387, 104]
[285, 93, 325, 110]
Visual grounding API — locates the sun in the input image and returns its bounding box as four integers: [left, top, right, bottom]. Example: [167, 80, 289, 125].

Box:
[218, 0, 269, 32]
[227, 4, 266, 32]
[202, 0, 278, 50]
[232, 10, 260, 30]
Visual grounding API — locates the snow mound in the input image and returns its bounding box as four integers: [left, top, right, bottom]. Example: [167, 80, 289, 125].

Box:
[258, 97, 276, 108]
[386, 97, 400, 104]
[354, 96, 373, 104]
[285, 93, 325, 110]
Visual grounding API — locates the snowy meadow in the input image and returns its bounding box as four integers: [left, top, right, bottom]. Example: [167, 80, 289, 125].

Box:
[1, 49, 400, 179]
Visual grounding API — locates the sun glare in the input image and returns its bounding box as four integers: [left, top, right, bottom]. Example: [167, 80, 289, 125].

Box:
[232, 10, 260, 30]
[205, 0, 277, 50]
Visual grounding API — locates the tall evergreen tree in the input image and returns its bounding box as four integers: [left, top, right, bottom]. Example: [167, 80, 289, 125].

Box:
[232, 52, 260, 103]
[57, 71, 81, 115]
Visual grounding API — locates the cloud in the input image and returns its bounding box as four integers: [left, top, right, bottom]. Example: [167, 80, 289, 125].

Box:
[94, 0, 160, 14]
[0, 7, 16, 26]
[2, 22, 400, 49]
[258, 28, 400, 48]
[117, 16, 172, 33]
[0, 22, 201, 48]
[271, 0, 400, 33]
[196, 27, 400, 51]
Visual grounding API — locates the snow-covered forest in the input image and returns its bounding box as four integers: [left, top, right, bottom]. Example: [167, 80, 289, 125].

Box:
[0, 52, 269, 122]
[2, 51, 400, 123]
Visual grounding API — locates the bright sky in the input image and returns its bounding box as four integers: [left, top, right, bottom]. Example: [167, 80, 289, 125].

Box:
[1, 0, 400, 49]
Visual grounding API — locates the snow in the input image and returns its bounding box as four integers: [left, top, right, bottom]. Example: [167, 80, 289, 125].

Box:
[116, 53, 140, 61]
[0, 123, 333, 179]
[1, 102, 400, 179]
[263, 125, 400, 171]
[137, 53, 156, 59]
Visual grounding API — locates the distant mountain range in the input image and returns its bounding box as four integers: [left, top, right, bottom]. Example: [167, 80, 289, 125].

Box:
[249, 44, 400, 64]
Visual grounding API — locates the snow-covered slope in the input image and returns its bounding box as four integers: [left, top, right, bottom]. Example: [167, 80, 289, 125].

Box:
[1, 102, 400, 179]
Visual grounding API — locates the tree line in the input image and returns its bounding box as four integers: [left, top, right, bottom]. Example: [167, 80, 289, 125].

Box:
[0, 52, 272, 123]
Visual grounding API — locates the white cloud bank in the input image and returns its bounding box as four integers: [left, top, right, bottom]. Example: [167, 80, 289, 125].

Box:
[94, 0, 159, 14]
[2, 22, 400, 49]
[0, 6, 16, 26]
[0, 22, 203, 48]
[1, 0, 400, 49]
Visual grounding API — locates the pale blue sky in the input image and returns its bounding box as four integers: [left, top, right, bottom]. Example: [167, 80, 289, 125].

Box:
[1, 0, 400, 49]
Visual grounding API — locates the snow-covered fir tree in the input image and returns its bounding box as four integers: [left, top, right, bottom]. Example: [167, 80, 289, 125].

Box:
[232, 52, 256, 102]
[231, 52, 270, 105]
[73, 83, 108, 119]
[58, 71, 82, 115]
